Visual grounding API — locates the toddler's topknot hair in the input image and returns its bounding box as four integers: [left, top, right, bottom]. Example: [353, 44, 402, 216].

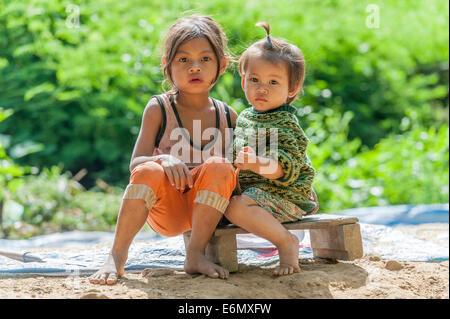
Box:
[255, 22, 272, 49]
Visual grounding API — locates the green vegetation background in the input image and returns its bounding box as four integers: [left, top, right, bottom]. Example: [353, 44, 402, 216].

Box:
[0, 0, 448, 238]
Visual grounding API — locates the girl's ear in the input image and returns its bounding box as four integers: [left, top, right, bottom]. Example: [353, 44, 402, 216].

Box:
[161, 56, 167, 68]
[219, 57, 228, 75]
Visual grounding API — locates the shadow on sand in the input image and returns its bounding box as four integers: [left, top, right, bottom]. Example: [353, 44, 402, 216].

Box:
[118, 257, 369, 299]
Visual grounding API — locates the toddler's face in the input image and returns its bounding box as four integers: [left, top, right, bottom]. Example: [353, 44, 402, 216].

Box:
[241, 55, 297, 111]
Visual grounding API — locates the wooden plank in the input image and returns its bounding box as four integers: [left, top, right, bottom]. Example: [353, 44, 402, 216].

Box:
[208, 234, 238, 272]
[310, 223, 363, 260]
[214, 214, 359, 236]
[184, 214, 363, 272]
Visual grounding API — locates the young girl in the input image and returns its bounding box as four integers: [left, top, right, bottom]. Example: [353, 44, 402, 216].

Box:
[225, 22, 318, 276]
[89, 15, 238, 285]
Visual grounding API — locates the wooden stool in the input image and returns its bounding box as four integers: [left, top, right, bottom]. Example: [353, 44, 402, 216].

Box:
[184, 214, 363, 272]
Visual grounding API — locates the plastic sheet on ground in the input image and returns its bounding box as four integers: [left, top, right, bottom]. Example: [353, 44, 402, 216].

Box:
[0, 204, 448, 277]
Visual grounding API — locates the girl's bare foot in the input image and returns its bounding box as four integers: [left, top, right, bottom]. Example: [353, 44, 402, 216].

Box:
[273, 233, 301, 276]
[184, 250, 229, 279]
[89, 251, 127, 285]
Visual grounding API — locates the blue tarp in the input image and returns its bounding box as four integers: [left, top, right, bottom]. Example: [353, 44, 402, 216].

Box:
[336, 204, 449, 225]
[0, 204, 448, 277]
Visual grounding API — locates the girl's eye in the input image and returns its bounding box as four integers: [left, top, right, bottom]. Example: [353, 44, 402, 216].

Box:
[250, 77, 258, 82]
[179, 57, 188, 62]
[270, 80, 278, 85]
[202, 57, 211, 62]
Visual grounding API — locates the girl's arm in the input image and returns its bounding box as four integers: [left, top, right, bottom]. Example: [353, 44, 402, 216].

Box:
[129, 98, 163, 172]
[130, 97, 193, 191]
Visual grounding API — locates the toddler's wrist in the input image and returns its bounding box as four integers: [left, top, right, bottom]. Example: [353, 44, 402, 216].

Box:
[248, 155, 265, 173]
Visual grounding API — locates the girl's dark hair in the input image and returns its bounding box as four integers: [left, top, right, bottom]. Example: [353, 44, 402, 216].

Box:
[239, 22, 306, 105]
[162, 14, 232, 94]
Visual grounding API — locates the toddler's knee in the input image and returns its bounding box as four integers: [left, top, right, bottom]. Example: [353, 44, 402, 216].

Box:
[225, 195, 248, 217]
[229, 195, 254, 207]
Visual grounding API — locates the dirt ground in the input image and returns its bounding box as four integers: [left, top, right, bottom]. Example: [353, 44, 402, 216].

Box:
[0, 256, 447, 299]
[1, 222, 448, 299]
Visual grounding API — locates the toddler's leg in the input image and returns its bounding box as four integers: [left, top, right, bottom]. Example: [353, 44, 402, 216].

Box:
[224, 195, 301, 276]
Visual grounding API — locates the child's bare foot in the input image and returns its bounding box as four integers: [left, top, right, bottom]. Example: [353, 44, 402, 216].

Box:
[184, 250, 229, 279]
[89, 251, 127, 285]
[273, 233, 301, 276]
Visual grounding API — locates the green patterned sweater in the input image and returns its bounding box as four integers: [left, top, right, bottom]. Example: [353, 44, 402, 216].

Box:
[233, 104, 317, 213]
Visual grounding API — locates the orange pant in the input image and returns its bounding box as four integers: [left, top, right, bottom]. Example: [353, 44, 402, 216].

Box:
[122, 156, 237, 237]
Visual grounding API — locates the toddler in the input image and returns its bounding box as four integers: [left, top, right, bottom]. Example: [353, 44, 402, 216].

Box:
[225, 22, 317, 276]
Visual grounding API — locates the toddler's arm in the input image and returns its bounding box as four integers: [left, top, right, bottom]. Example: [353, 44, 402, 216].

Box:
[235, 146, 284, 179]
[265, 117, 311, 187]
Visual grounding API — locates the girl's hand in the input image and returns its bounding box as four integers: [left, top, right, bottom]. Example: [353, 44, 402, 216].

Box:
[234, 146, 258, 171]
[160, 155, 193, 192]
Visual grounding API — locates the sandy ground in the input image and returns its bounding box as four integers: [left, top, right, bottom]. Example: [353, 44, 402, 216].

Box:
[0, 223, 448, 299]
[0, 256, 447, 299]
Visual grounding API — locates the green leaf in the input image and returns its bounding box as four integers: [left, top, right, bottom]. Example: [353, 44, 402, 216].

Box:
[24, 83, 55, 101]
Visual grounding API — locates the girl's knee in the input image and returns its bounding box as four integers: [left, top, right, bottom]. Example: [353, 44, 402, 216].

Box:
[202, 156, 235, 180]
[130, 161, 166, 185]
[204, 156, 231, 165]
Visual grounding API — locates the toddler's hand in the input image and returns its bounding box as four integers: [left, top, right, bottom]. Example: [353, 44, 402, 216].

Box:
[235, 146, 258, 171]
[160, 155, 193, 192]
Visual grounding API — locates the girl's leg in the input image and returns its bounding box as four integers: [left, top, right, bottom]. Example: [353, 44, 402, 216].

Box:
[90, 161, 185, 285]
[89, 198, 149, 285]
[183, 203, 228, 278]
[183, 156, 237, 279]
[224, 195, 301, 276]
[90, 156, 236, 284]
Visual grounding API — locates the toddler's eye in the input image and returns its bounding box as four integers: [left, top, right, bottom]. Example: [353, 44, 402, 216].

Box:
[270, 80, 278, 85]
[179, 57, 188, 62]
[250, 77, 258, 82]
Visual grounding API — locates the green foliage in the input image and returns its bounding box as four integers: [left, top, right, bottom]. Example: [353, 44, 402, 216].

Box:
[2, 165, 122, 239]
[0, 0, 448, 238]
[212, 0, 449, 145]
[306, 111, 449, 212]
[0, 0, 448, 187]
[0, 108, 29, 202]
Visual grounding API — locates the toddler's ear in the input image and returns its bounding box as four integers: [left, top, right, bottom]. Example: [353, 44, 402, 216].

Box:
[288, 83, 301, 98]
[241, 74, 246, 90]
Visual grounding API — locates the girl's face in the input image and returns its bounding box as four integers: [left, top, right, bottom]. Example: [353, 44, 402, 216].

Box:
[241, 55, 298, 111]
[164, 37, 226, 95]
